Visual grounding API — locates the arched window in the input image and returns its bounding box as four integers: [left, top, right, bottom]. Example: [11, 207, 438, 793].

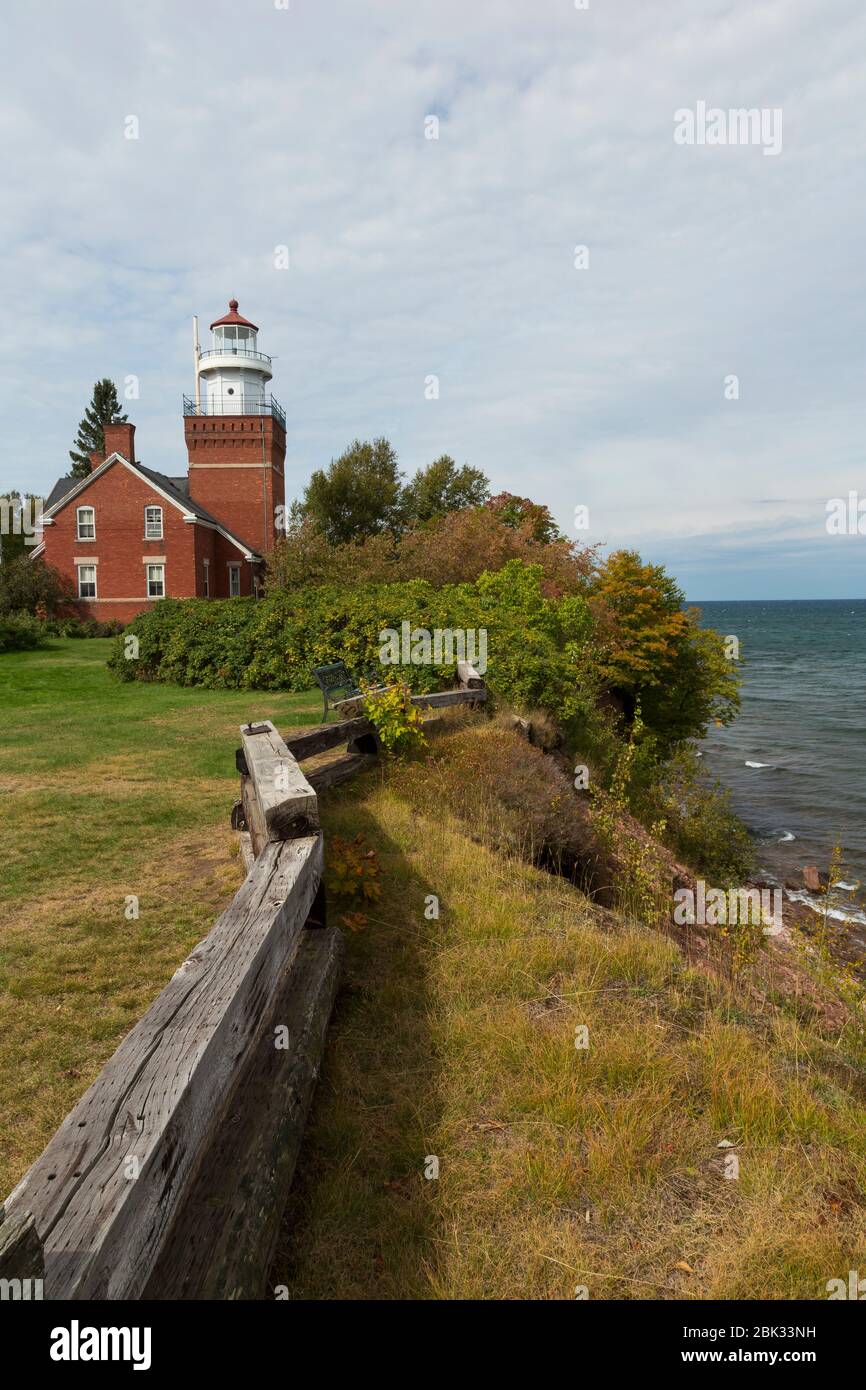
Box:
[76, 505, 95, 541]
[144, 505, 163, 540]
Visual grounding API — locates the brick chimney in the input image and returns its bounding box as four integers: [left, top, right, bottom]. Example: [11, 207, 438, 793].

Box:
[88, 449, 105, 472]
[103, 421, 136, 462]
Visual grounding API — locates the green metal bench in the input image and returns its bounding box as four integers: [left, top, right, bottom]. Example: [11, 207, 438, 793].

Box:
[312, 662, 363, 722]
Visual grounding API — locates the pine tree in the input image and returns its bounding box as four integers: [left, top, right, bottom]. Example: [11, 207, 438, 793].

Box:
[69, 380, 128, 478]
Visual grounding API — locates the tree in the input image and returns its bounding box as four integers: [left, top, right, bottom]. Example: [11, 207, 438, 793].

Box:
[639, 612, 741, 749]
[69, 379, 128, 478]
[401, 455, 490, 525]
[486, 492, 562, 544]
[397, 505, 594, 592]
[266, 495, 595, 595]
[590, 550, 739, 748]
[299, 438, 404, 545]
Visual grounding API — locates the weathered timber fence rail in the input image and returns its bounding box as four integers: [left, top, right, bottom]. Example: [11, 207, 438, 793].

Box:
[284, 658, 487, 794]
[1, 667, 486, 1300]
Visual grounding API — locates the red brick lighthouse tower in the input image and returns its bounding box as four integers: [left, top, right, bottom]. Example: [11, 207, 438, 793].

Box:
[183, 300, 286, 555]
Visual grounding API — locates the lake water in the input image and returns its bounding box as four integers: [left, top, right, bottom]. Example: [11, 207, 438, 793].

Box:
[695, 599, 866, 920]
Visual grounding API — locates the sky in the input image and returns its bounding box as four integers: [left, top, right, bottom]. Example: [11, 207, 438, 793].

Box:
[1, 0, 865, 599]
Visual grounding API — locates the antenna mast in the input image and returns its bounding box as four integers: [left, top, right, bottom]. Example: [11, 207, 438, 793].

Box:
[192, 315, 201, 410]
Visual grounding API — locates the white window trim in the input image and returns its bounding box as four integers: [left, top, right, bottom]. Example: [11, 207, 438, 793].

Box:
[203, 558, 210, 597]
[228, 562, 241, 597]
[76, 505, 96, 541]
[144, 505, 163, 540]
[146, 562, 166, 599]
[77, 563, 97, 599]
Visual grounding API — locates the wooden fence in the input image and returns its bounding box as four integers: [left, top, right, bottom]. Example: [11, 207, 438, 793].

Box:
[0, 669, 486, 1300]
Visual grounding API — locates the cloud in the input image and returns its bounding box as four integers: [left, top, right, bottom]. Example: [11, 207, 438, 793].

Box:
[1, 0, 864, 597]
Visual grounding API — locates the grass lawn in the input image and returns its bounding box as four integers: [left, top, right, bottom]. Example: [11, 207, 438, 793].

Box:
[5, 647, 866, 1299]
[0, 638, 321, 1196]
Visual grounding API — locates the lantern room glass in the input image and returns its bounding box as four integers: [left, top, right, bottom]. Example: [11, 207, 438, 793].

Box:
[212, 325, 257, 354]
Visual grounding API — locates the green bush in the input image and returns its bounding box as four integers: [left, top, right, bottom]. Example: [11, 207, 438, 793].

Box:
[0, 554, 77, 618]
[0, 611, 46, 653]
[108, 562, 595, 715]
[623, 738, 754, 882]
[106, 558, 735, 752]
[39, 616, 124, 639]
[362, 680, 427, 756]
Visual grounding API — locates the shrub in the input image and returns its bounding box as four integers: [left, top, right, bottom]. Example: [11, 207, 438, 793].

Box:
[0, 555, 77, 618]
[108, 563, 597, 718]
[326, 833, 382, 905]
[363, 680, 427, 756]
[0, 611, 45, 653]
[267, 506, 596, 597]
[39, 616, 123, 639]
[107, 557, 736, 752]
[653, 750, 754, 882]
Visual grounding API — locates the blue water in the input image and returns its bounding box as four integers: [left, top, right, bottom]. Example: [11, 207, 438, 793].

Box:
[694, 600, 866, 887]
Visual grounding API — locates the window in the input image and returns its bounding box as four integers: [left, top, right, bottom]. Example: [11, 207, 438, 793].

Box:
[146, 563, 165, 599]
[144, 505, 163, 540]
[203, 559, 210, 598]
[228, 564, 241, 597]
[77, 564, 97, 599]
[76, 506, 95, 541]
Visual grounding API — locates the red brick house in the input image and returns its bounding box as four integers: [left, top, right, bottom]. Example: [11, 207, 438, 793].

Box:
[34, 300, 286, 624]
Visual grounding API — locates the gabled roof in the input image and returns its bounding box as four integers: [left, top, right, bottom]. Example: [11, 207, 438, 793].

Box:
[135, 463, 260, 558]
[45, 474, 79, 510]
[42, 454, 261, 560]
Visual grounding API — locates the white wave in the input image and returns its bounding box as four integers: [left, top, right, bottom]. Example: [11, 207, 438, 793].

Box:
[836, 880, 860, 893]
[745, 760, 772, 768]
[778, 831, 795, 842]
[785, 889, 866, 928]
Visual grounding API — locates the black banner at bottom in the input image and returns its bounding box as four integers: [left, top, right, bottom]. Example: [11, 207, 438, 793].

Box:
[3, 1297, 859, 1375]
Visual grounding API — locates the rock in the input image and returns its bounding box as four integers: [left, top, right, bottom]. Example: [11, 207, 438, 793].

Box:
[803, 865, 829, 892]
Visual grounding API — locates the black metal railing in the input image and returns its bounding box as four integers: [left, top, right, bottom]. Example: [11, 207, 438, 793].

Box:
[183, 394, 286, 430]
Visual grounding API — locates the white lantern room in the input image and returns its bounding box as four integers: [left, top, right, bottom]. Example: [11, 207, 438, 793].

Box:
[196, 299, 273, 415]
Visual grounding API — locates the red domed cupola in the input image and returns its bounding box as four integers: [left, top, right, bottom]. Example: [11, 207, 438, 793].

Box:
[209, 298, 259, 332]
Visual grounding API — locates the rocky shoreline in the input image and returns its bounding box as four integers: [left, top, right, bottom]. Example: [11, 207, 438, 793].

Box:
[752, 865, 866, 971]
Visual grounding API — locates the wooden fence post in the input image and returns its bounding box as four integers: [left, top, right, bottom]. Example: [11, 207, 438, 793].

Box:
[0, 1206, 44, 1289]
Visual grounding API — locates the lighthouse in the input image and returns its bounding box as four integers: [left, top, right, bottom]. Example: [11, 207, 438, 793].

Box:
[196, 299, 272, 415]
[184, 299, 286, 555]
